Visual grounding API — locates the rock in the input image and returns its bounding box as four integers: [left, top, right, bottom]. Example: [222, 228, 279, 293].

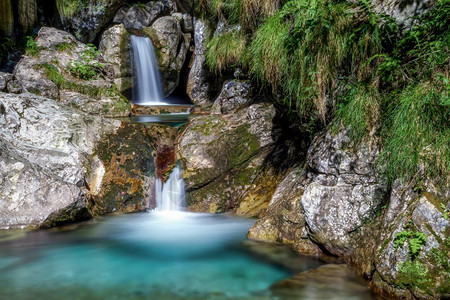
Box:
[211, 80, 254, 114]
[113, 6, 128, 24]
[186, 18, 214, 108]
[6, 80, 24, 94]
[14, 57, 59, 98]
[0, 72, 13, 91]
[14, 27, 131, 117]
[181, 13, 193, 32]
[57, 0, 123, 43]
[99, 24, 132, 93]
[301, 129, 388, 256]
[371, 0, 434, 26]
[178, 102, 278, 214]
[372, 181, 449, 299]
[248, 166, 322, 254]
[0, 92, 153, 229]
[143, 16, 190, 95]
[123, 1, 171, 31]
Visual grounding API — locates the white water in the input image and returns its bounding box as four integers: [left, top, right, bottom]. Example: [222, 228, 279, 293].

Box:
[155, 166, 186, 212]
[131, 35, 165, 105]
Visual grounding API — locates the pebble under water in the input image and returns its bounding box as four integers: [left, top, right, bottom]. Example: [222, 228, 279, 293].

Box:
[0, 212, 382, 299]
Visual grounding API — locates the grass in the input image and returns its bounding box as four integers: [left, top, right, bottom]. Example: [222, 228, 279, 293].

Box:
[381, 81, 449, 183]
[206, 29, 247, 74]
[56, 0, 89, 19]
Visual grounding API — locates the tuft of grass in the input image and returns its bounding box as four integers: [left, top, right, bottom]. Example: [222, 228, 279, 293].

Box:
[334, 82, 381, 143]
[56, 42, 75, 52]
[56, 0, 89, 19]
[206, 29, 247, 74]
[24, 36, 42, 57]
[381, 80, 449, 182]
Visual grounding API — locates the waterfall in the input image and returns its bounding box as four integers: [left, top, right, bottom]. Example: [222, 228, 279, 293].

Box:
[155, 166, 186, 212]
[131, 35, 165, 105]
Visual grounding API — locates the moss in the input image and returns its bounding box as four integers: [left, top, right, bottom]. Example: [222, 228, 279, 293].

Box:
[91, 123, 154, 215]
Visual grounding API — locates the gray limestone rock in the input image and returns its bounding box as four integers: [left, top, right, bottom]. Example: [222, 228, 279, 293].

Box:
[123, 1, 171, 31]
[211, 80, 254, 114]
[186, 18, 213, 108]
[143, 16, 190, 95]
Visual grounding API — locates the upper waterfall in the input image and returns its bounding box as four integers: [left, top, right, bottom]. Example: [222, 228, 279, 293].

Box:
[131, 35, 165, 105]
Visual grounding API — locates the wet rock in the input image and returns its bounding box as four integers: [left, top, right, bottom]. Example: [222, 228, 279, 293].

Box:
[57, 0, 123, 43]
[123, 0, 171, 31]
[248, 166, 322, 254]
[99, 24, 132, 93]
[186, 18, 213, 109]
[211, 80, 254, 114]
[143, 16, 190, 95]
[178, 103, 277, 214]
[0, 92, 152, 229]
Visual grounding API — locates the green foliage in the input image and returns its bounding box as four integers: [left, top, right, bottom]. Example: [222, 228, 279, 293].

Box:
[56, 42, 75, 52]
[24, 36, 42, 57]
[56, 0, 89, 19]
[248, 0, 384, 121]
[394, 230, 427, 260]
[381, 81, 449, 182]
[440, 203, 448, 220]
[68, 44, 104, 80]
[38, 63, 103, 98]
[206, 29, 247, 73]
[334, 82, 380, 143]
[397, 260, 431, 290]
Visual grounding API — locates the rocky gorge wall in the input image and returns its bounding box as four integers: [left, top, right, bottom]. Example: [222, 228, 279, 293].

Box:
[0, 0, 448, 299]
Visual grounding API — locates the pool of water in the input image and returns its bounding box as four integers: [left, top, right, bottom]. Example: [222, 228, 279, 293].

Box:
[0, 212, 381, 299]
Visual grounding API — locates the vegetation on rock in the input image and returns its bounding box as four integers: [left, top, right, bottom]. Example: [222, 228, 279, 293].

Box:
[201, 0, 449, 184]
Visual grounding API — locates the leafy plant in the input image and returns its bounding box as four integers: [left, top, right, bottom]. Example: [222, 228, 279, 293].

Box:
[24, 36, 42, 57]
[68, 44, 104, 80]
[397, 260, 431, 290]
[394, 230, 427, 260]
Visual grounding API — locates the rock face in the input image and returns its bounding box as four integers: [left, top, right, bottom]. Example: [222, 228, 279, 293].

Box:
[99, 24, 132, 94]
[372, 0, 434, 26]
[186, 18, 214, 108]
[0, 0, 14, 36]
[57, 0, 123, 43]
[0, 92, 153, 229]
[13, 27, 130, 116]
[247, 127, 449, 299]
[143, 16, 190, 95]
[211, 80, 254, 114]
[122, 0, 172, 31]
[178, 101, 279, 215]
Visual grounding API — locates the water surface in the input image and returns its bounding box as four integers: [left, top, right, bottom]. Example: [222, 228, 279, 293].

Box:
[0, 212, 380, 299]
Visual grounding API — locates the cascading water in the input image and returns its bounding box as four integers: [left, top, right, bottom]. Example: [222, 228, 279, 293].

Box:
[131, 35, 165, 105]
[155, 166, 186, 212]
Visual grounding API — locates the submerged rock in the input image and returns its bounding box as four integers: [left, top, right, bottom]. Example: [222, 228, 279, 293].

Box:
[0, 92, 153, 229]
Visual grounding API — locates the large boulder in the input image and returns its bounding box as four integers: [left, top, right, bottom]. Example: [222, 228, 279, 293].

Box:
[14, 27, 131, 117]
[56, 0, 123, 43]
[211, 80, 254, 114]
[301, 129, 388, 256]
[0, 92, 153, 229]
[143, 16, 190, 95]
[99, 24, 132, 94]
[178, 102, 279, 214]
